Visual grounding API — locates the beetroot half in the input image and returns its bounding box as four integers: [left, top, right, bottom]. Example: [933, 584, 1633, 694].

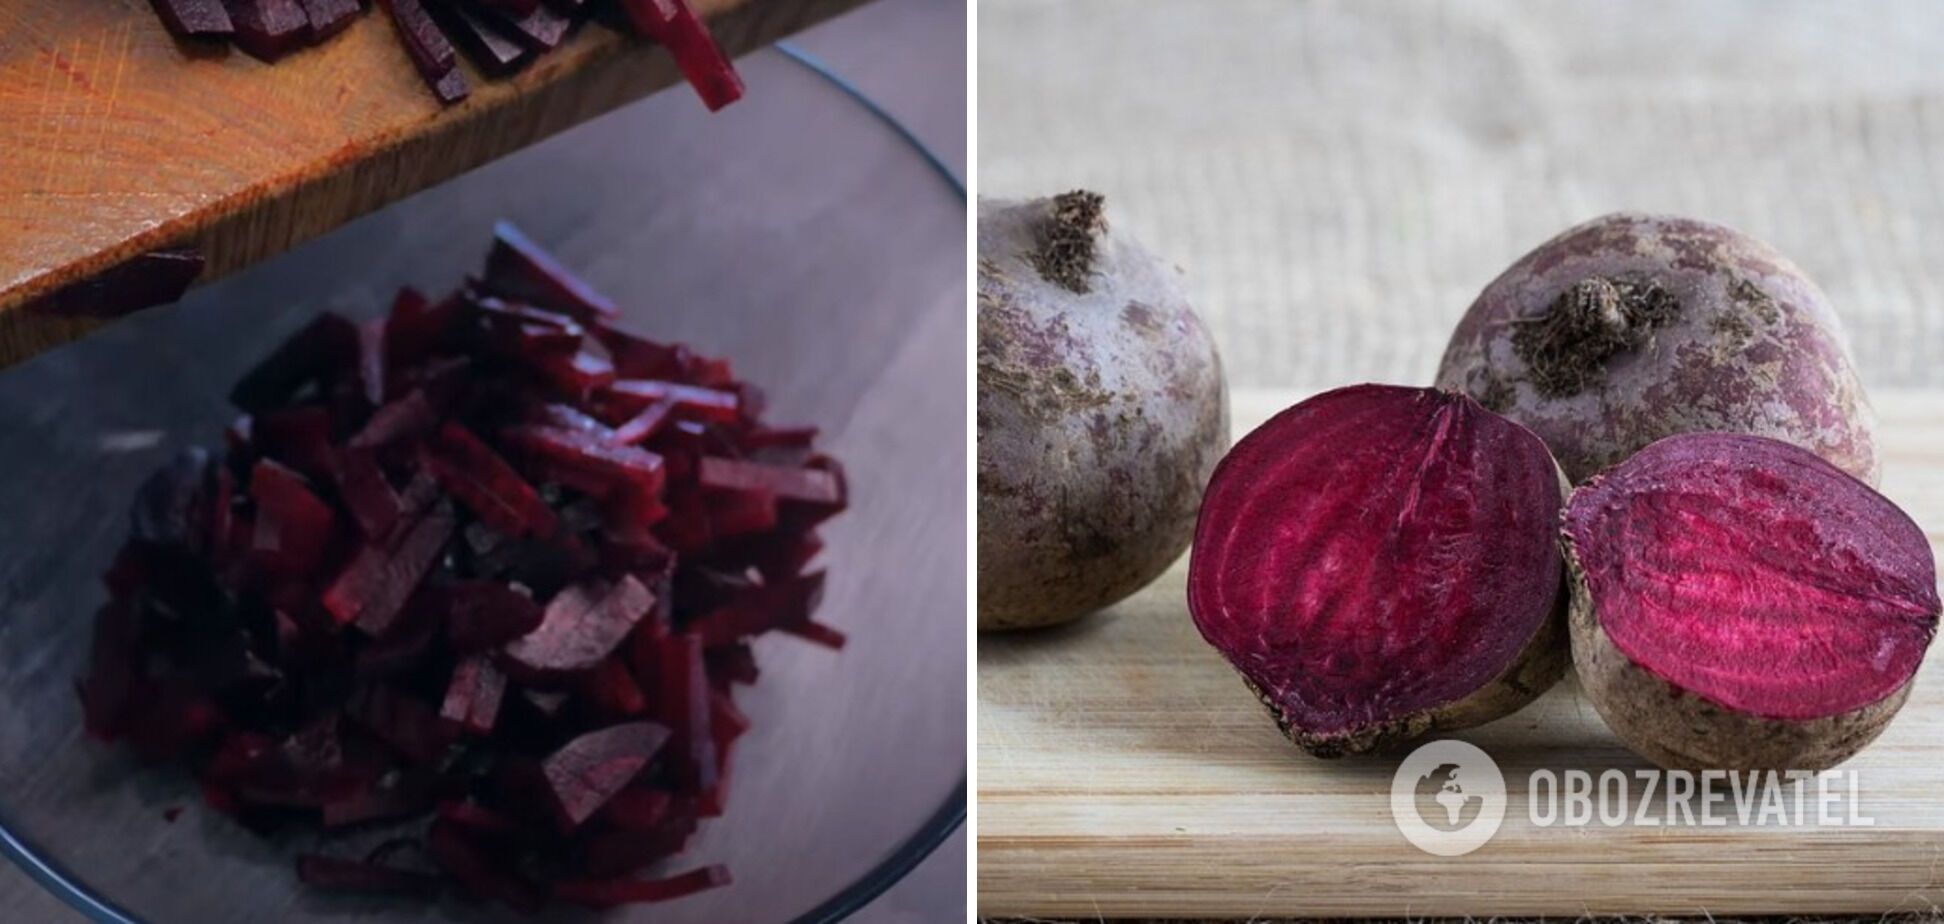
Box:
[1187, 385, 1569, 757]
[1565, 433, 1940, 771]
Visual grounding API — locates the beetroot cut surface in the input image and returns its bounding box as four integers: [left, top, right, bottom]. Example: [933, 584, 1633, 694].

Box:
[74, 223, 848, 912]
[1187, 384, 1568, 757]
[1566, 433, 1939, 728]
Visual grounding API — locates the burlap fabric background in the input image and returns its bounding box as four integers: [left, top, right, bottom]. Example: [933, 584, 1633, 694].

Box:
[980, 0, 1944, 392]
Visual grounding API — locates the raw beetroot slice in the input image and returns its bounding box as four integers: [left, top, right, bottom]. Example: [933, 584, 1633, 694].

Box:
[1187, 384, 1568, 757]
[77, 224, 847, 912]
[1566, 433, 1940, 770]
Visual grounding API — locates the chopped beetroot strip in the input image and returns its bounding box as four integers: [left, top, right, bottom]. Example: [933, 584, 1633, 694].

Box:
[578, 657, 647, 718]
[542, 722, 669, 830]
[428, 819, 545, 912]
[610, 396, 677, 445]
[437, 2, 532, 75]
[27, 248, 205, 320]
[297, 856, 441, 896]
[336, 452, 402, 538]
[605, 378, 739, 422]
[322, 776, 432, 828]
[440, 655, 507, 735]
[427, 423, 558, 538]
[253, 405, 337, 482]
[614, 0, 744, 111]
[437, 799, 522, 835]
[503, 576, 653, 677]
[445, 581, 545, 651]
[501, 425, 666, 497]
[299, 0, 361, 41]
[553, 864, 731, 909]
[483, 222, 618, 322]
[689, 572, 826, 647]
[583, 796, 698, 877]
[785, 619, 848, 650]
[655, 633, 716, 796]
[79, 226, 849, 910]
[378, 0, 467, 103]
[350, 684, 452, 765]
[248, 459, 339, 578]
[349, 389, 437, 449]
[322, 501, 455, 634]
[231, 314, 358, 414]
[473, 2, 574, 51]
[529, 348, 616, 398]
[225, 0, 311, 61]
[699, 456, 843, 505]
[149, 0, 234, 37]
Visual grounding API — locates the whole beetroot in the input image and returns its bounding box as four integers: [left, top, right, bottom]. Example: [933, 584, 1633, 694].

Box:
[1436, 213, 1878, 484]
[978, 192, 1228, 631]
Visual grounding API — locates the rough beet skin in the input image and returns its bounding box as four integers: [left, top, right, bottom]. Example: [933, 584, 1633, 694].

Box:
[978, 191, 1229, 631]
[1565, 433, 1939, 771]
[1436, 213, 1878, 485]
[1188, 385, 1568, 757]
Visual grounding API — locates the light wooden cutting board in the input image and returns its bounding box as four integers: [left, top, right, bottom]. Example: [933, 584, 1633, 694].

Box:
[979, 387, 1944, 919]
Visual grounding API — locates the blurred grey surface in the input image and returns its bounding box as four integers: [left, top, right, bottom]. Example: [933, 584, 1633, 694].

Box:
[0, 0, 966, 920]
[980, 0, 1944, 391]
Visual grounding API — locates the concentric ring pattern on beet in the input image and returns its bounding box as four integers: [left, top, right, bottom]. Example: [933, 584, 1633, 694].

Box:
[76, 222, 847, 911]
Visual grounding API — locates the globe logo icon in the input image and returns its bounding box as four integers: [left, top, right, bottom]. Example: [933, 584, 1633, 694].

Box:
[1389, 740, 1506, 856]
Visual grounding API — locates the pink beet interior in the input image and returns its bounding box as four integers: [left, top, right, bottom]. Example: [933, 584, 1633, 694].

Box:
[1565, 433, 1940, 720]
[1188, 385, 1564, 739]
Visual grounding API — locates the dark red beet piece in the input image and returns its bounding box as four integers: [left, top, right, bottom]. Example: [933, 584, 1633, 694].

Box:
[249, 459, 338, 578]
[689, 572, 825, 647]
[483, 222, 618, 322]
[699, 456, 843, 505]
[322, 501, 455, 634]
[378, 0, 468, 103]
[503, 576, 654, 678]
[441, 655, 507, 735]
[471, 2, 574, 51]
[542, 722, 669, 830]
[445, 581, 545, 651]
[350, 684, 452, 765]
[655, 633, 715, 797]
[428, 819, 545, 912]
[149, 0, 234, 37]
[336, 452, 403, 538]
[298, 856, 441, 896]
[436, 1, 532, 75]
[349, 389, 438, 449]
[427, 423, 558, 538]
[605, 378, 739, 422]
[224, 0, 311, 61]
[553, 864, 730, 909]
[614, 0, 744, 111]
[1188, 385, 1568, 757]
[27, 248, 205, 320]
[253, 405, 338, 482]
[231, 314, 358, 414]
[501, 424, 666, 498]
[300, 0, 361, 40]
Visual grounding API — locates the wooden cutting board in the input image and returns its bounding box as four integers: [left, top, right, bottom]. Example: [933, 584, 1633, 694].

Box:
[979, 387, 1944, 919]
[0, 0, 864, 367]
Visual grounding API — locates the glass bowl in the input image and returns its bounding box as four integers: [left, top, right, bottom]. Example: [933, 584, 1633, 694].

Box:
[0, 41, 965, 924]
